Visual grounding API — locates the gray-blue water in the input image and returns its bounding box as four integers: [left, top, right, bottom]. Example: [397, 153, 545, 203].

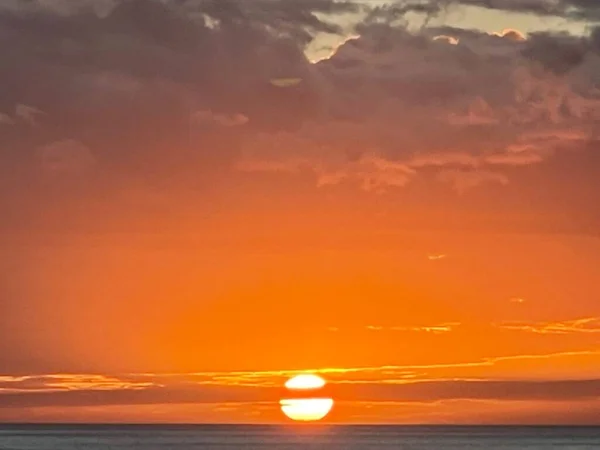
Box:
[1, 425, 600, 449]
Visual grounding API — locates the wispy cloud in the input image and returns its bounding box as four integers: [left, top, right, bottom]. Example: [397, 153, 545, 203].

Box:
[3, 350, 599, 398]
[454, 0, 600, 20]
[15, 103, 45, 126]
[366, 323, 460, 334]
[427, 253, 448, 260]
[191, 110, 249, 127]
[2, 372, 600, 409]
[0, 374, 157, 393]
[497, 317, 600, 334]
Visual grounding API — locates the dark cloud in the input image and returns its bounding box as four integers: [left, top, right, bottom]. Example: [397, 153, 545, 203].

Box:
[455, 0, 600, 20]
[521, 31, 588, 75]
[2, 1, 599, 226]
[362, 0, 448, 27]
[0, 0, 339, 231]
[182, 0, 360, 44]
[241, 22, 600, 195]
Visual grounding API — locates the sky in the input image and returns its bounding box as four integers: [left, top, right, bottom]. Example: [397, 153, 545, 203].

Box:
[1, 0, 600, 424]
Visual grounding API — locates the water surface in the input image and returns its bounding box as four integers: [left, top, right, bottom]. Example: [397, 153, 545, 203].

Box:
[1, 424, 599, 449]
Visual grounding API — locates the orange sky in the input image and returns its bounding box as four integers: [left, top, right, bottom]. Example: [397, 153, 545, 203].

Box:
[1, 0, 600, 424]
[2, 226, 600, 423]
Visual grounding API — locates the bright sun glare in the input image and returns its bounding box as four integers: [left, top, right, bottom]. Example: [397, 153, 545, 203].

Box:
[280, 398, 334, 422]
[280, 374, 334, 422]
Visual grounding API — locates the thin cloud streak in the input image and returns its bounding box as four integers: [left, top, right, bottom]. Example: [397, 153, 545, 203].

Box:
[365, 323, 460, 333]
[497, 317, 600, 334]
[2, 349, 600, 391]
[2, 376, 600, 408]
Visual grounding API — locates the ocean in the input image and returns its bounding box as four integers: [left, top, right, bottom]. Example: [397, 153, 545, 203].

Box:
[1, 425, 600, 449]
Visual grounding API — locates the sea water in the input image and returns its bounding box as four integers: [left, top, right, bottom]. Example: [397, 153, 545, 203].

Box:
[1, 424, 600, 449]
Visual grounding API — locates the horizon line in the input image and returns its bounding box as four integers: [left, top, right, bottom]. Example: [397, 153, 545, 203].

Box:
[2, 423, 600, 427]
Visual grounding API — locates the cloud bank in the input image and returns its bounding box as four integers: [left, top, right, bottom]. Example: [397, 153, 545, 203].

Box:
[0, 0, 599, 235]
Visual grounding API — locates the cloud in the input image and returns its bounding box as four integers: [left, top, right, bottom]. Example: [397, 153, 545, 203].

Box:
[0, 112, 15, 125]
[5, 349, 599, 392]
[331, 378, 600, 403]
[191, 110, 249, 127]
[365, 323, 460, 333]
[0, 384, 276, 408]
[433, 35, 460, 45]
[269, 78, 303, 87]
[1, 0, 599, 223]
[437, 169, 510, 193]
[35, 139, 97, 176]
[234, 21, 600, 196]
[15, 104, 45, 126]
[497, 317, 600, 334]
[361, 1, 447, 27]
[0, 0, 117, 16]
[2, 372, 600, 408]
[522, 31, 588, 75]
[182, 0, 361, 42]
[0, 104, 44, 126]
[0, 374, 155, 393]
[3, 349, 600, 413]
[0, 0, 339, 219]
[454, 0, 600, 20]
[428, 253, 448, 260]
[237, 148, 416, 193]
[491, 29, 527, 42]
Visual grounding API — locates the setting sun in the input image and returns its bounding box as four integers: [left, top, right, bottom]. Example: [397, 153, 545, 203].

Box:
[280, 374, 334, 422]
[279, 398, 334, 422]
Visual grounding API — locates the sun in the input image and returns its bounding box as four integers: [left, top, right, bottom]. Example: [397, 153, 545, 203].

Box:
[285, 374, 326, 390]
[280, 374, 334, 422]
[280, 398, 334, 422]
